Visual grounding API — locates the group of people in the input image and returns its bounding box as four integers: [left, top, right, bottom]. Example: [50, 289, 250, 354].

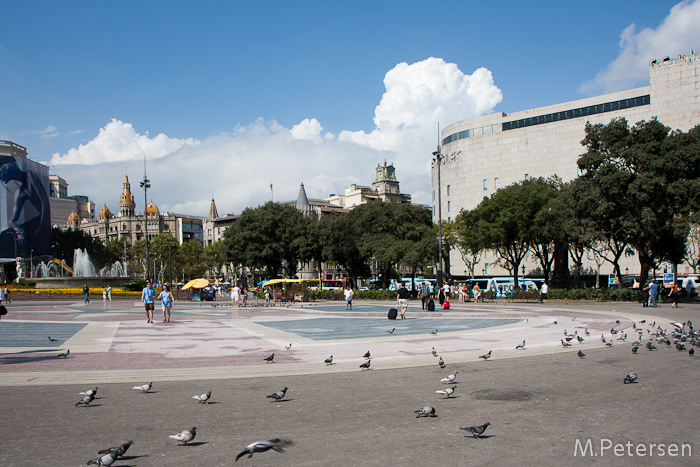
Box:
[230, 285, 249, 307]
[141, 281, 174, 323]
[642, 279, 694, 308]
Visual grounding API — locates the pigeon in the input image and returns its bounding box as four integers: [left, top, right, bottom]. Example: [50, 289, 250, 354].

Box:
[689, 348, 695, 356]
[97, 441, 133, 458]
[438, 356, 445, 368]
[460, 422, 491, 439]
[285, 344, 292, 351]
[479, 351, 492, 361]
[600, 334, 606, 343]
[359, 360, 371, 370]
[585, 329, 590, 336]
[616, 320, 620, 324]
[264, 353, 275, 363]
[76, 393, 95, 407]
[561, 339, 572, 348]
[646, 341, 657, 351]
[632, 339, 642, 346]
[617, 333, 627, 341]
[515, 340, 526, 350]
[623, 373, 638, 384]
[87, 451, 118, 466]
[387, 328, 395, 334]
[132, 382, 152, 393]
[324, 355, 333, 365]
[48, 337, 59, 343]
[79, 387, 98, 397]
[193, 391, 212, 404]
[57, 349, 70, 358]
[267, 387, 287, 401]
[430, 329, 438, 335]
[441, 371, 458, 383]
[632, 346, 639, 354]
[436, 385, 456, 398]
[676, 343, 687, 352]
[577, 336, 585, 343]
[235, 438, 294, 461]
[363, 351, 371, 359]
[605, 340, 613, 347]
[432, 347, 438, 357]
[553, 321, 557, 325]
[577, 350, 585, 359]
[169, 427, 196, 445]
[414, 406, 436, 418]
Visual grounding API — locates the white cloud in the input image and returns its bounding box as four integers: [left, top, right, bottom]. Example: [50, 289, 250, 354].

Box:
[50, 118, 200, 165]
[22, 125, 60, 138]
[49, 58, 503, 218]
[579, 0, 700, 94]
[290, 118, 325, 143]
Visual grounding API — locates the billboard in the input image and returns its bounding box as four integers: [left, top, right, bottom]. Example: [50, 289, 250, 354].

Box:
[0, 156, 51, 259]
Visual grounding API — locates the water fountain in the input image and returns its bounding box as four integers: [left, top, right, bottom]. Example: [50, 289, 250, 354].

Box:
[33, 249, 130, 289]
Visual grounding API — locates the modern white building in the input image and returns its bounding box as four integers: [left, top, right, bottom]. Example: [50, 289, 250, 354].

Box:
[434, 51, 700, 280]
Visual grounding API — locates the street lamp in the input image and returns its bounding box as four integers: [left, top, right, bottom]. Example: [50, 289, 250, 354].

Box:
[432, 144, 443, 289]
[30, 249, 33, 278]
[139, 159, 151, 281]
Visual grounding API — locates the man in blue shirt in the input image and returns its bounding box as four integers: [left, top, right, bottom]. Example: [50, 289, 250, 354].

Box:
[141, 281, 156, 323]
[649, 280, 659, 307]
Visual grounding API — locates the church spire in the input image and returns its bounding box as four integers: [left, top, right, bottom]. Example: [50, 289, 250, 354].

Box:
[207, 197, 219, 221]
[119, 175, 136, 217]
[295, 183, 310, 211]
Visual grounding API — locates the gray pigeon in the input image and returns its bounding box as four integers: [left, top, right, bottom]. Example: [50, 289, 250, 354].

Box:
[432, 347, 437, 357]
[75, 393, 95, 407]
[440, 371, 458, 383]
[48, 337, 59, 343]
[646, 341, 657, 351]
[169, 427, 196, 445]
[57, 349, 70, 358]
[479, 351, 492, 361]
[285, 343, 292, 350]
[561, 339, 572, 348]
[600, 334, 606, 343]
[324, 355, 333, 365]
[460, 422, 491, 439]
[414, 406, 436, 418]
[235, 438, 293, 461]
[632, 346, 639, 354]
[577, 350, 585, 359]
[267, 387, 287, 401]
[438, 356, 445, 368]
[515, 340, 525, 350]
[132, 382, 152, 393]
[690, 348, 695, 357]
[87, 451, 118, 466]
[387, 328, 395, 334]
[193, 391, 212, 404]
[430, 329, 438, 335]
[79, 387, 98, 397]
[363, 351, 371, 359]
[605, 340, 613, 347]
[264, 353, 275, 363]
[98, 440, 133, 458]
[359, 360, 371, 370]
[624, 373, 638, 384]
[577, 336, 585, 343]
[585, 329, 590, 336]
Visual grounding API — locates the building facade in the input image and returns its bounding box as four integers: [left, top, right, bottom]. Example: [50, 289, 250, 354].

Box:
[435, 51, 700, 279]
[325, 161, 411, 209]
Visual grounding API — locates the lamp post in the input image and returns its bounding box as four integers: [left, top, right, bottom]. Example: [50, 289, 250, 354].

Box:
[30, 249, 33, 278]
[139, 160, 151, 281]
[168, 236, 172, 286]
[432, 144, 443, 289]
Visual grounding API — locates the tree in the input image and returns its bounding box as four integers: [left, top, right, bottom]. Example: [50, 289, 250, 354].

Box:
[222, 202, 314, 279]
[203, 242, 225, 279]
[317, 212, 371, 287]
[578, 118, 693, 286]
[443, 216, 483, 280]
[525, 177, 562, 284]
[178, 240, 206, 279]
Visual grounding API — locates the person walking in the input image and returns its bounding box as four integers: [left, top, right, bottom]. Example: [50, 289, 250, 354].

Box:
[397, 283, 409, 319]
[102, 287, 107, 301]
[141, 281, 156, 323]
[158, 284, 174, 323]
[538, 282, 548, 304]
[4, 285, 10, 304]
[82, 283, 90, 303]
[344, 285, 354, 310]
[107, 285, 112, 302]
[231, 285, 240, 307]
[649, 280, 659, 307]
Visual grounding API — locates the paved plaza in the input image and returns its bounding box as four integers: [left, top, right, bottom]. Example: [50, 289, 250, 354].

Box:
[1, 298, 699, 465]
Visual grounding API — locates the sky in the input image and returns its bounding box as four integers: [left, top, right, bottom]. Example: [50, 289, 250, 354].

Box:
[2, 0, 700, 218]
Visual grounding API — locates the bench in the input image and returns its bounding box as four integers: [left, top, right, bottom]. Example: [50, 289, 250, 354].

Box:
[511, 292, 539, 302]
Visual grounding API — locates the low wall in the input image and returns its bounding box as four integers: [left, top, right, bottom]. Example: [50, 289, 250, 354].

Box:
[32, 277, 131, 289]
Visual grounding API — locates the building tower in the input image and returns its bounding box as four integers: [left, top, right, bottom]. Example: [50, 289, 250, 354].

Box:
[372, 161, 411, 204]
[67, 211, 80, 230]
[145, 200, 159, 241]
[119, 176, 136, 217]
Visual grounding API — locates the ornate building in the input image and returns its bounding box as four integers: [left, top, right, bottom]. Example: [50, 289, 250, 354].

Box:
[65, 176, 204, 245]
[324, 161, 411, 209]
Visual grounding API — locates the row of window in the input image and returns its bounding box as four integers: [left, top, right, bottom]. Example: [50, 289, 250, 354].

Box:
[441, 94, 651, 146]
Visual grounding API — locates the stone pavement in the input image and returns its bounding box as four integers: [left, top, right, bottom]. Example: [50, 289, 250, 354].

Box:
[1, 298, 699, 466]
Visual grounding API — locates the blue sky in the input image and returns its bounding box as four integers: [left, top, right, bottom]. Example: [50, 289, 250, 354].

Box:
[1, 0, 698, 217]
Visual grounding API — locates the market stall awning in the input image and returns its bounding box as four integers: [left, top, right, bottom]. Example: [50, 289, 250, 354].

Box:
[260, 278, 319, 287]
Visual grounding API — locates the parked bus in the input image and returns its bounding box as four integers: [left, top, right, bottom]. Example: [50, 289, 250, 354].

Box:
[468, 277, 544, 297]
[308, 279, 346, 291]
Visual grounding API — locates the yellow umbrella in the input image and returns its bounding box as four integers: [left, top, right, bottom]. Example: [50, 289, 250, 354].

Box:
[182, 278, 211, 290]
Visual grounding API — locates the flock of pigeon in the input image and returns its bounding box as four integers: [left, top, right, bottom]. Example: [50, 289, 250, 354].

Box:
[76, 380, 293, 465]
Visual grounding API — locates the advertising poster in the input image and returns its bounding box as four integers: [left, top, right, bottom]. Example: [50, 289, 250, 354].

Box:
[0, 155, 51, 259]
